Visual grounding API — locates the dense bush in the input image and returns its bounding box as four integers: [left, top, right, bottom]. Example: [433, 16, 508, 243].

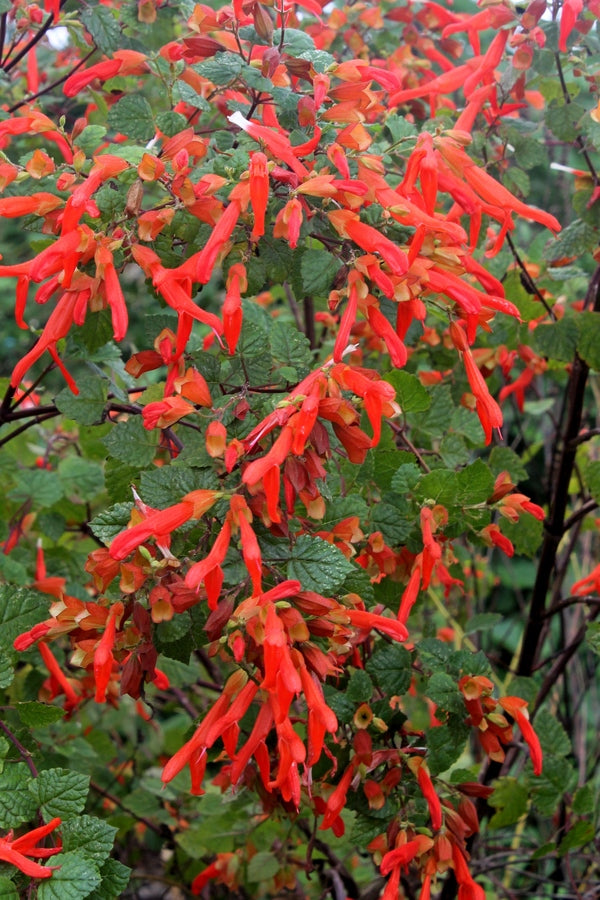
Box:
[0, 0, 599, 897]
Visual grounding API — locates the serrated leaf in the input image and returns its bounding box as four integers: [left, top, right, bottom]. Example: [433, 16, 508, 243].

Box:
[8, 469, 64, 508]
[104, 459, 139, 504]
[81, 6, 121, 54]
[585, 622, 600, 656]
[287, 535, 354, 592]
[0, 586, 48, 655]
[269, 319, 312, 379]
[365, 643, 411, 695]
[155, 111, 187, 137]
[489, 777, 529, 828]
[577, 311, 600, 370]
[323, 683, 355, 721]
[385, 371, 430, 415]
[488, 446, 528, 481]
[32, 769, 90, 821]
[371, 496, 412, 545]
[61, 816, 117, 863]
[426, 672, 465, 715]
[426, 716, 469, 774]
[58, 458, 104, 502]
[274, 27, 315, 55]
[37, 852, 101, 900]
[74, 127, 108, 159]
[391, 463, 421, 494]
[0, 654, 13, 689]
[558, 821, 595, 856]
[500, 510, 543, 557]
[571, 784, 594, 815]
[545, 219, 598, 262]
[532, 756, 576, 815]
[546, 102, 586, 141]
[0, 764, 38, 828]
[89, 502, 132, 545]
[534, 709, 571, 757]
[0, 878, 18, 900]
[86, 858, 131, 900]
[175, 80, 209, 110]
[140, 466, 217, 508]
[299, 250, 341, 297]
[502, 269, 546, 323]
[415, 469, 458, 508]
[16, 702, 65, 727]
[56, 376, 108, 426]
[102, 416, 158, 466]
[456, 459, 494, 506]
[193, 52, 243, 84]
[246, 851, 280, 882]
[107, 95, 155, 142]
[532, 316, 579, 362]
[346, 669, 373, 703]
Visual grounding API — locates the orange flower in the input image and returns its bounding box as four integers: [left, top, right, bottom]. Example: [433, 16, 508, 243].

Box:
[499, 697, 543, 776]
[0, 818, 62, 879]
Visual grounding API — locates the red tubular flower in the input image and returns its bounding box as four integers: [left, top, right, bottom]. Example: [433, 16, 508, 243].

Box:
[0, 818, 62, 879]
[499, 697, 543, 776]
[95, 244, 128, 342]
[94, 605, 121, 703]
[559, 0, 583, 52]
[185, 519, 232, 608]
[328, 209, 408, 276]
[63, 49, 149, 97]
[223, 263, 246, 353]
[452, 844, 486, 900]
[0, 193, 63, 218]
[319, 763, 355, 831]
[228, 110, 309, 178]
[10, 290, 79, 390]
[380, 835, 434, 876]
[273, 198, 303, 248]
[249, 152, 269, 239]
[480, 524, 514, 558]
[38, 642, 80, 709]
[460, 349, 503, 445]
[181, 199, 242, 284]
[230, 495, 263, 595]
[409, 758, 442, 830]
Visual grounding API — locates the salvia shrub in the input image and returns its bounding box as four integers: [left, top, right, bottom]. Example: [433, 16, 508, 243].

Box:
[0, 0, 599, 897]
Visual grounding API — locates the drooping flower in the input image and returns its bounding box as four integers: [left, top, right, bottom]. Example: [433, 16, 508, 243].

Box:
[499, 697, 543, 776]
[0, 818, 62, 879]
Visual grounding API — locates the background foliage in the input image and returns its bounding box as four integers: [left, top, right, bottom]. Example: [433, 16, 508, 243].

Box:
[0, 0, 599, 898]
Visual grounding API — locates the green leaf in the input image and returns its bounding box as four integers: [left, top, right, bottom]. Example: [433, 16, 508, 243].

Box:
[8, 469, 64, 508]
[545, 219, 598, 262]
[0, 587, 48, 657]
[274, 27, 315, 55]
[534, 709, 571, 757]
[37, 852, 101, 900]
[502, 269, 546, 323]
[0, 654, 14, 690]
[32, 768, 90, 821]
[346, 670, 373, 703]
[488, 446, 528, 481]
[246, 851, 280, 882]
[175, 80, 209, 111]
[532, 757, 576, 815]
[81, 6, 121, 54]
[60, 816, 117, 863]
[439, 433, 470, 468]
[456, 459, 494, 506]
[365, 643, 412, 695]
[558, 821, 595, 856]
[299, 249, 342, 297]
[155, 111, 188, 137]
[287, 535, 354, 592]
[576, 311, 600, 370]
[489, 777, 529, 829]
[104, 459, 139, 504]
[371, 495, 412, 545]
[140, 466, 217, 508]
[385, 371, 430, 415]
[87, 858, 131, 900]
[0, 878, 18, 900]
[107, 95, 155, 142]
[74, 127, 108, 159]
[500, 514, 543, 557]
[58, 458, 105, 503]
[89, 502, 133, 545]
[193, 52, 243, 84]
[102, 416, 158, 466]
[415, 469, 458, 508]
[571, 784, 595, 815]
[426, 716, 469, 774]
[0, 764, 38, 828]
[532, 316, 579, 362]
[546, 102, 586, 141]
[425, 672, 465, 715]
[391, 463, 421, 494]
[16, 703, 65, 728]
[56, 376, 108, 426]
[269, 320, 312, 379]
[323, 683, 355, 722]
